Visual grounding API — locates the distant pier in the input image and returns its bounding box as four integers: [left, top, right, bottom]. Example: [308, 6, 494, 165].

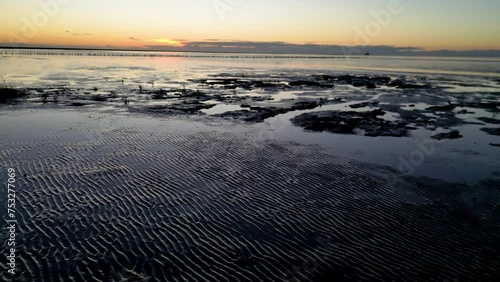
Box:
[0, 49, 359, 59]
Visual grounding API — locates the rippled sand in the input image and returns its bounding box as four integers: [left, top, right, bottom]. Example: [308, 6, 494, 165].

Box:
[0, 107, 499, 281]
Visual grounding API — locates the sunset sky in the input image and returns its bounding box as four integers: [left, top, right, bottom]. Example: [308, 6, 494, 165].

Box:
[1, 0, 499, 55]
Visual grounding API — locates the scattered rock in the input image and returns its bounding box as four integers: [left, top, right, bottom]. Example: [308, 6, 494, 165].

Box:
[387, 79, 428, 89]
[314, 75, 335, 81]
[196, 74, 430, 92]
[90, 95, 108, 102]
[250, 96, 273, 102]
[349, 101, 380, 109]
[365, 127, 408, 137]
[480, 127, 500, 136]
[462, 102, 500, 112]
[70, 102, 86, 107]
[289, 80, 322, 87]
[334, 75, 389, 89]
[431, 130, 463, 140]
[334, 75, 355, 84]
[365, 81, 377, 89]
[216, 100, 320, 122]
[388, 79, 404, 87]
[217, 107, 287, 122]
[142, 100, 215, 114]
[427, 103, 457, 111]
[290, 101, 319, 110]
[352, 80, 376, 89]
[290, 109, 409, 137]
[253, 81, 280, 88]
[0, 87, 28, 103]
[404, 125, 418, 130]
[477, 117, 500, 124]
[352, 81, 366, 87]
[151, 89, 168, 99]
[169, 101, 215, 113]
[369, 76, 391, 84]
[206, 78, 240, 85]
[456, 109, 475, 114]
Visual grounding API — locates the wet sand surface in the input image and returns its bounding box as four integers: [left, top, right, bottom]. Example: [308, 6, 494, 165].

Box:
[1, 105, 500, 281]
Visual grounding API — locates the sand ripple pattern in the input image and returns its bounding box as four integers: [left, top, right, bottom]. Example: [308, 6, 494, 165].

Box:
[1, 111, 500, 282]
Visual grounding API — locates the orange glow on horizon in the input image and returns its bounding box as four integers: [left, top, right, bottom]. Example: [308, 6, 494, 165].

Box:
[146, 39, 185, 47]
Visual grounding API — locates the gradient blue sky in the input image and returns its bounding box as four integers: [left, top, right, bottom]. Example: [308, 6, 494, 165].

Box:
[1, 0, 498, 51]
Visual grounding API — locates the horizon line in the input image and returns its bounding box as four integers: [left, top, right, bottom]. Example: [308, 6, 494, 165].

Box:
[1, 44, 500, 58]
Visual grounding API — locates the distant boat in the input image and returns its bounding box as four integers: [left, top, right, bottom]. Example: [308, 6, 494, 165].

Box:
[364, 51, 370, 56]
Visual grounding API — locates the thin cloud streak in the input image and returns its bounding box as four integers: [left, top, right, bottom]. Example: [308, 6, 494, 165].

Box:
[142, 40, 500, 57]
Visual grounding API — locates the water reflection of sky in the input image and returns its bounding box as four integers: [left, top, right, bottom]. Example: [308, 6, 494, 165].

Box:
[257, 106, 500, 183]
[2, 53, 500, 89]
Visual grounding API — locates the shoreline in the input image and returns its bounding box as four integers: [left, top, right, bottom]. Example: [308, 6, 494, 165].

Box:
[2, 46, 500, 60]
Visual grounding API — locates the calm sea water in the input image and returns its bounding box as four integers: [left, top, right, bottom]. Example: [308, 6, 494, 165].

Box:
[1, 49, 499, 89]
